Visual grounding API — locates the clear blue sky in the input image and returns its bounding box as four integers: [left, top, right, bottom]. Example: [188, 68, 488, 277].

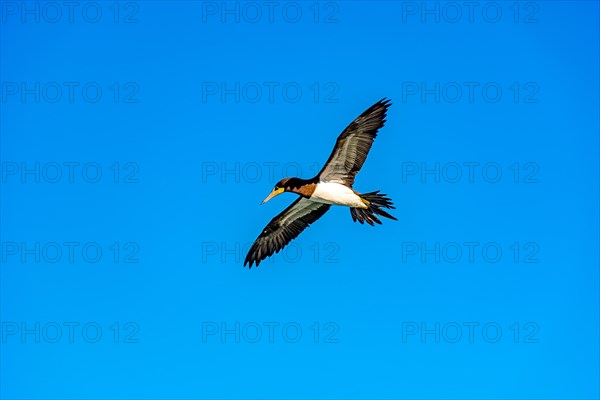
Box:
[1, 1, 598, 399]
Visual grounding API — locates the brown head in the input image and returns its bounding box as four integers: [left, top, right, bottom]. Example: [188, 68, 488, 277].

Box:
[261, 177, 317, 204]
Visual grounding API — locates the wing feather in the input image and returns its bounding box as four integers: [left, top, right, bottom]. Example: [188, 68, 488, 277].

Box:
[318, 98, 391, 186]
[244, 198, 330, 268]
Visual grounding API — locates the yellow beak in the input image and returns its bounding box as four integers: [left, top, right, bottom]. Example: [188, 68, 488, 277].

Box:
[261, 188, 284, 204]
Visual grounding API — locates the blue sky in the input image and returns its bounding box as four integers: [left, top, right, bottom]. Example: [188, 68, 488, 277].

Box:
[1, 1, 599, 399]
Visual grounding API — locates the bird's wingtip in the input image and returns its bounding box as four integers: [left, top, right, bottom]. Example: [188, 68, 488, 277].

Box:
[244, 256, 258, 268]
[378, 97, 392, 107]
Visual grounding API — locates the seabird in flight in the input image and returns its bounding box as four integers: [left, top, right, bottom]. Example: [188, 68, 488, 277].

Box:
[244, 98, 397, 268]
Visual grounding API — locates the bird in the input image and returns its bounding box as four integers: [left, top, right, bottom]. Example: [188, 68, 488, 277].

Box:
[244, 98, 397, 268]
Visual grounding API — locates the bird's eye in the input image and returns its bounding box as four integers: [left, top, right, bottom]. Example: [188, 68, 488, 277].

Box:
[274, 186, 279, 190]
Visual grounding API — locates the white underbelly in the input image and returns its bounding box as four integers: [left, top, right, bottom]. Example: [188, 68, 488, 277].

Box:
[311, 182, 367, 208]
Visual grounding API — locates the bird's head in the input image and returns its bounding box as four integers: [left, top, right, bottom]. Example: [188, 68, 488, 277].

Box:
[261, 178, 293, 204]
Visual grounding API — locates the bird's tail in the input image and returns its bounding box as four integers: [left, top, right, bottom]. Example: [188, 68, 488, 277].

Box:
[350, 191, 398, 226]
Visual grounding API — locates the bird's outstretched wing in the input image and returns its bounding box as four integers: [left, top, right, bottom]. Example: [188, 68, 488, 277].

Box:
[244, 198, 330, 268]
[318, 98, 391, 186]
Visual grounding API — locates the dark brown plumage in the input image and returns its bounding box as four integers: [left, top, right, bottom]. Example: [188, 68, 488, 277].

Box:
[244, 198, 330, 268]
[318, 98, 391, 186]
[278, 177, 319, 198]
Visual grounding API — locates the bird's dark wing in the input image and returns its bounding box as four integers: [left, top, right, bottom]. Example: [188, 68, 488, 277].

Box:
[245, 198, 330, 268]
[318, 98, 391, 186]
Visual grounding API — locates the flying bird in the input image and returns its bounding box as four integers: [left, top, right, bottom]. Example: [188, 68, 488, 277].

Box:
[244, 98, 397, 268]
